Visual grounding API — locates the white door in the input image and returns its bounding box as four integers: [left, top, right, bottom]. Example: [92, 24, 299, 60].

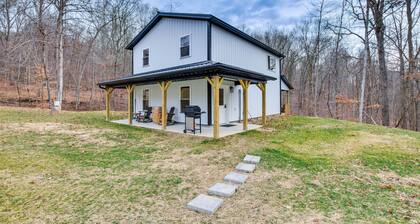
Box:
[218, 86, 230, 124]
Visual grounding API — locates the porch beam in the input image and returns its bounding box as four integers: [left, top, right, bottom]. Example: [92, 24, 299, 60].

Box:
[126, 84, 134, 125]
[257, 82, 266, 125]
[158, 81, 172, 129]
[239, 80, 251, 130]
[206, 76, 224, 138]
[105, 86, 114, 121]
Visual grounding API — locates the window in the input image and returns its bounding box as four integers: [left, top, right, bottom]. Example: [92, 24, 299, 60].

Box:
[142, 89, 149, 110]
[180, 35, 190, 57]
[267, 55, 276, 70]
[219, 88, 224, 106]
[180, 86, 190, 112]
[143, 48, 149, 66]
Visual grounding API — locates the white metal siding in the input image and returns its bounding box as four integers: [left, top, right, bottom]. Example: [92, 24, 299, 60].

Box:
[133, 18, 208, 74]
[211, 25, 281, 120]
[134, 79, 209, 123]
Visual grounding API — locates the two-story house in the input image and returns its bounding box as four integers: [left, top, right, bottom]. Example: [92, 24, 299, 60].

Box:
[99, 12, 293, 138]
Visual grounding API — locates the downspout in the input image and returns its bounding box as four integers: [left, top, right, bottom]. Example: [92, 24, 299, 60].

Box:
[131, 50, 134, 115]
[207, 21, 212, 125]
[279, 57, 283, 114]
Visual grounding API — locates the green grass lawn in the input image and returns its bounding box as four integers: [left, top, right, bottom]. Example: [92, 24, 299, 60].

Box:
[0, 106, 419, 223]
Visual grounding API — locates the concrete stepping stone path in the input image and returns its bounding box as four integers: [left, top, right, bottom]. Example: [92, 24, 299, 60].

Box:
[235, 162, 256, 173]
[244, 154, 261, 164]
[187, 154, 261, 215]
[208, 183, 238, 197]
[187, 194, 223, 215]
[224, 172, 248, 184]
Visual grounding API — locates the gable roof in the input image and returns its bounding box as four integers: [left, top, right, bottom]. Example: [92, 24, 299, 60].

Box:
[126, 12, 285, 58]
[281, 75, 294, 90]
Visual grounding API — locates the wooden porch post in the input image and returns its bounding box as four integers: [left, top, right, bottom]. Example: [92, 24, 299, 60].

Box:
[257, 82, 266, 125]
[239, 80, 251, 130]
[126, 84, 134, 125]
[158, 81, 172, 130]
[206, 76, 224, 138]
[285, 91, 291, 115]
[105, 86, 114, 121]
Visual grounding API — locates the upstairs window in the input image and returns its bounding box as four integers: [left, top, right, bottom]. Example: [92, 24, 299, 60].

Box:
[267, 55, 276, 70]
[180, 35, 190, 58]
[143, 48, 149, 66]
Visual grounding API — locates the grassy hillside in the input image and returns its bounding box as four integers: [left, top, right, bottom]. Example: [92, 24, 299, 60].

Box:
[0, 106, 418, 223]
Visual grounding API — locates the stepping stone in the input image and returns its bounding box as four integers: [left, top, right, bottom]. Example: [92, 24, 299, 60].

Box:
[235, 162, 256, 173]
[243, 154, 261, 164]
[224, 172, 248, 184]
[208, 183, 238, 197]
[187, 194, 223, 214]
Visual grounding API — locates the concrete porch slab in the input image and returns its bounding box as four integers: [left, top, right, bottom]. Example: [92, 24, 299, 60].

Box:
[112, 119, 261, 138]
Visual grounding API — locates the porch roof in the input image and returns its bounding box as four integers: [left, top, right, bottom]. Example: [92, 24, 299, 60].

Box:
[98, 61, 276, 88]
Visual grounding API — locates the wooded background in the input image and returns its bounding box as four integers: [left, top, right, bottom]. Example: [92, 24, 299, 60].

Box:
[0, 0, 419, 131]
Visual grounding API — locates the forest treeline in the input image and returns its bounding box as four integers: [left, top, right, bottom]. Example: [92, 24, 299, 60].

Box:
[0, 0, 419, 131]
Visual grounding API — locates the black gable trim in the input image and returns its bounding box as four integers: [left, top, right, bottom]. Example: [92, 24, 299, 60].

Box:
[126, 12, 285, 58]
[281, 75, 294, 90]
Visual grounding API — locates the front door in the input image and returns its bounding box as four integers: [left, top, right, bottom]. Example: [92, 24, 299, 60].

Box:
[218, 86, 229, 124]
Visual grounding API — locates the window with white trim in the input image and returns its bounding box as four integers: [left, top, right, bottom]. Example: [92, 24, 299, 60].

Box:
[180, 86, 190, 112]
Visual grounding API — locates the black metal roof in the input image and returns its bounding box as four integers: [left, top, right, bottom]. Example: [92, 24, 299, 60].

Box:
[281, 75, 294, 90]
[125, 12, 285, 58]
[98, 61, 276, 88]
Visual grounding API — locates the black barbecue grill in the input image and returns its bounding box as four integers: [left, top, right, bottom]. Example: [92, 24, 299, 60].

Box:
[183, 106, 205, 134]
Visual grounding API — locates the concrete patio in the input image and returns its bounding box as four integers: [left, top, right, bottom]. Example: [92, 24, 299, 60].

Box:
[112, 119, 261, 138]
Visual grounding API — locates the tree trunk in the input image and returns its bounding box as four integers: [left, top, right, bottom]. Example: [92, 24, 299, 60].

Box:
[55, 0, 66, 110]
[369, 0, 390, 126]
[359, 0, 370, 123]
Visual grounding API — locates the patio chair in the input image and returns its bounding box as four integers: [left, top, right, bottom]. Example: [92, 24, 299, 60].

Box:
[167, 107, 176, 125]
[136, 107, 152, 123]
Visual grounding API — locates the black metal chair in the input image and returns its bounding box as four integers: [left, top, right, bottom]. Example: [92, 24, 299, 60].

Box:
[167, 107, 176, 125]
[136, 107, 152, 123]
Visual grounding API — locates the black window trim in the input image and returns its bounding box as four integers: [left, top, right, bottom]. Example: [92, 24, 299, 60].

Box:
[267, 55, 276, 71]
[180, 34, 191, 58]
[143, 48, 150, 67]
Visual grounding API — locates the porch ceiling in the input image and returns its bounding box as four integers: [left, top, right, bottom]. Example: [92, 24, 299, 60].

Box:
[98, 61, 276, 88]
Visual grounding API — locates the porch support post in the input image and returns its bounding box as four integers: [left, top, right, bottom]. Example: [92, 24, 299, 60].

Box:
[126, 84, 134, 125]
[257, 82, 266, 125]
[285, 91, 290, 115]
[206, 76, 224, 138]
[158, 80, 172, 130]
[239, 80, 251, 130]
[105, 86, 114, 121]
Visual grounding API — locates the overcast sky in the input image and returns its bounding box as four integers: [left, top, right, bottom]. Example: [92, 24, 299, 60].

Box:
[143, 0, 312, 31]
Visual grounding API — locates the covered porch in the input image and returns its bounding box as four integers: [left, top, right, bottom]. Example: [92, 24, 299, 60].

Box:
[98, 61, 276, 138]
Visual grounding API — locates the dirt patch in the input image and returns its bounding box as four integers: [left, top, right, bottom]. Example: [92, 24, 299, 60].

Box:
[0, 122, 115, 146]
[377, 171, 420, 187]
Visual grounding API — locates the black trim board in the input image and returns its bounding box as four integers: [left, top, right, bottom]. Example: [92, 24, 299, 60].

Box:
[207, 82, 212, 125]
[207, 21, 212, 61]
[207, 21, 212, 125]
[125, 12, 285, 58]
